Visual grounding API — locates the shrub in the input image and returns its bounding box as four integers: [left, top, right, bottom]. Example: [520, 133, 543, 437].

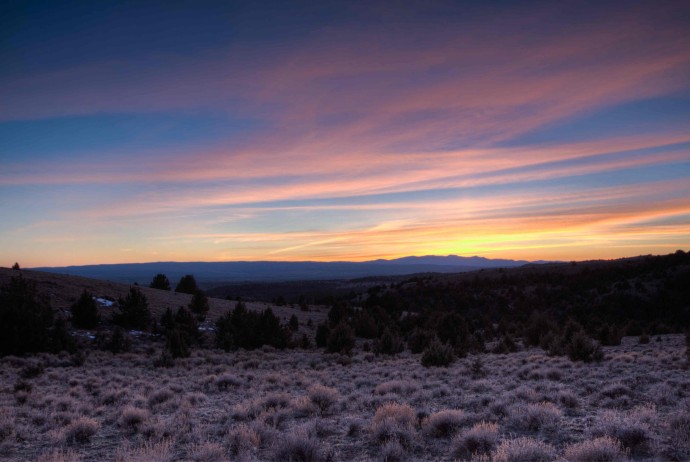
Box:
[289, 314, 299, 331]
[591, 410, 651, 455]
[12, 262, 20, 270]
[165, 329, 190, 358]
[154, 350, 175, 368]
[469, 356, 485, 377]
[421, 338, 455, 367]
[0, 276, 55, 355]
[20, 362, 44, 379]
[119, 406, 149, 432]
[564, 436, 627, 462]
[374, 329, 405, 355]
[379, 439, 404, 462]
[315, 323, 330, 348]
[424, 409, 469, 437]
[190, 442, 225, 462]
[113, 287, 151, 330]
[63, 417, 99, 444]
[353, 310, 378, 339]
[492, 437, 556, 462]
[227, 423, 261, 457]
[272, 431, 328, 462]
[175, 274, 199, 294]
[524, 311, 553, 347]
[50, 316, 77, 353]
[307, 384, 339, 415]
[326, 322, 355, 355]
[668, 412, 690, 453]
[407, 328, 434, 354]
[566, 331, 604, 362]
[508, 402, 562, 432]
[371, 402, 416, 447]
[148, 389, 174, 407]
[374, 380, 418, 396]
[216, 303, 291, 351]
[558, 390, 580, 409]
[228, 424, 261, 457]
[639, 333, 650, 344]
[189, 290, 210, 321]
[149, 273, 171, 290]
[597, 324, 623, 346]
[100, 327, 131, 353]
[70, 290, 100, 329]
[493, 335, 518, 354]
[451, 421, 498, 459]
[216, 374, 242, 391]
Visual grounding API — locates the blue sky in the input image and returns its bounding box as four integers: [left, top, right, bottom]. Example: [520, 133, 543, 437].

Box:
[1, 0, 689, 266]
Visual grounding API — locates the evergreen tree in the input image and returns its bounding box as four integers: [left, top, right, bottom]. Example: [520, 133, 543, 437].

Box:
[165, 329, 190, 358]
[189, 289, 209, 321]
[113, 287, 151, 330]
[326, 322, 355, 355]
[315, 323, 330, 348]
[215, 302, 290, 351]
[149, 273, 171, 291]
[0, 276, 55, 355]
[175, 274, 199, 294]
[70, 290, 100, 329]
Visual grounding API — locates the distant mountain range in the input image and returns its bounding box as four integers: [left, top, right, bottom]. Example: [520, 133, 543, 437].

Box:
[32, 255, 535, 286]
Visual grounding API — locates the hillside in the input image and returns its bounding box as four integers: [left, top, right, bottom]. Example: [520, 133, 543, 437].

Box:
[0, 267, 326, 327]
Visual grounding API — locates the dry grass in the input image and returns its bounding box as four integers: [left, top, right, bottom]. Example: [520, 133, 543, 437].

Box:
[0, 332, 688, 460]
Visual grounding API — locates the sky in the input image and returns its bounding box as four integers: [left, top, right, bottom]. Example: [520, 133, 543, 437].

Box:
[1, 0, 690, 267]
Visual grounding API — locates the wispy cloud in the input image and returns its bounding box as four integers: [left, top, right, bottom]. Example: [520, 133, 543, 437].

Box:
[2, 0, 689, 265]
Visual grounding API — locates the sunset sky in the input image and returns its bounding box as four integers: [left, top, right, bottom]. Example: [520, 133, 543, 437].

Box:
[2, 0, 690, 267]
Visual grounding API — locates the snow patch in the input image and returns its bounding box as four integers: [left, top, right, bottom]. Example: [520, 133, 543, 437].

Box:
[95, 297, 114, 307]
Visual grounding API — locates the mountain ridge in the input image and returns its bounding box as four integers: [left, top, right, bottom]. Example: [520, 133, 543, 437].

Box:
[31, 255, 533, 285]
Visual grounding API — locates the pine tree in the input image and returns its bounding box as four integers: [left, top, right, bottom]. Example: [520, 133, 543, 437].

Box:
[70, 290, 100, 329]
[189, 289, 209, 321]
[175, 274, 199, 294]
[113, 287, 151, 330]
[149, 273, 171, 291]
[0, 276, 55, 355]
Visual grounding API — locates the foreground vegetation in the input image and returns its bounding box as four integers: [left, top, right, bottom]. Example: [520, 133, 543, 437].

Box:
[1, 251, 689, 460]
[1, 335, 689, 461]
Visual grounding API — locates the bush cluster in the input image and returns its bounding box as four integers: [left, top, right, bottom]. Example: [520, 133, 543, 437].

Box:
[160, 306, 198, 358]
[421, 338, 455, 367]
[112, 287, 151, 330]
[0, 276, 75, 355]
[216, 302, 290, 351]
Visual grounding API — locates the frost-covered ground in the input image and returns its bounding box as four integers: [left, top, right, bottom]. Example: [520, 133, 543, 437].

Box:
[1, 335, 688, 462]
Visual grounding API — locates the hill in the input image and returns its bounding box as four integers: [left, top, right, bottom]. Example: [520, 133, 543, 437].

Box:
[0, 267, 325, 327]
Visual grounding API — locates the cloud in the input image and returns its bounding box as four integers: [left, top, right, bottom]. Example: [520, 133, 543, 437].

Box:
[2, 0, 690, 265]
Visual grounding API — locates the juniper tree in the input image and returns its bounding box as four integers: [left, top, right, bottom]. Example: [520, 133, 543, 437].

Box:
[0, 276, 55, 355]
[149, 273, 171, 291]
[71, 290, 100, 329]
[189, 289, 209, 321]
[175, 274, 199, 294]
[113, 287, 151, 330]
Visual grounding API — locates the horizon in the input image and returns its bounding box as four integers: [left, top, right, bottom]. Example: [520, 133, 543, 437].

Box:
[24, 249, 690, 270]
[28, 253, 527, 269]
[2, 1, 690, 267]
